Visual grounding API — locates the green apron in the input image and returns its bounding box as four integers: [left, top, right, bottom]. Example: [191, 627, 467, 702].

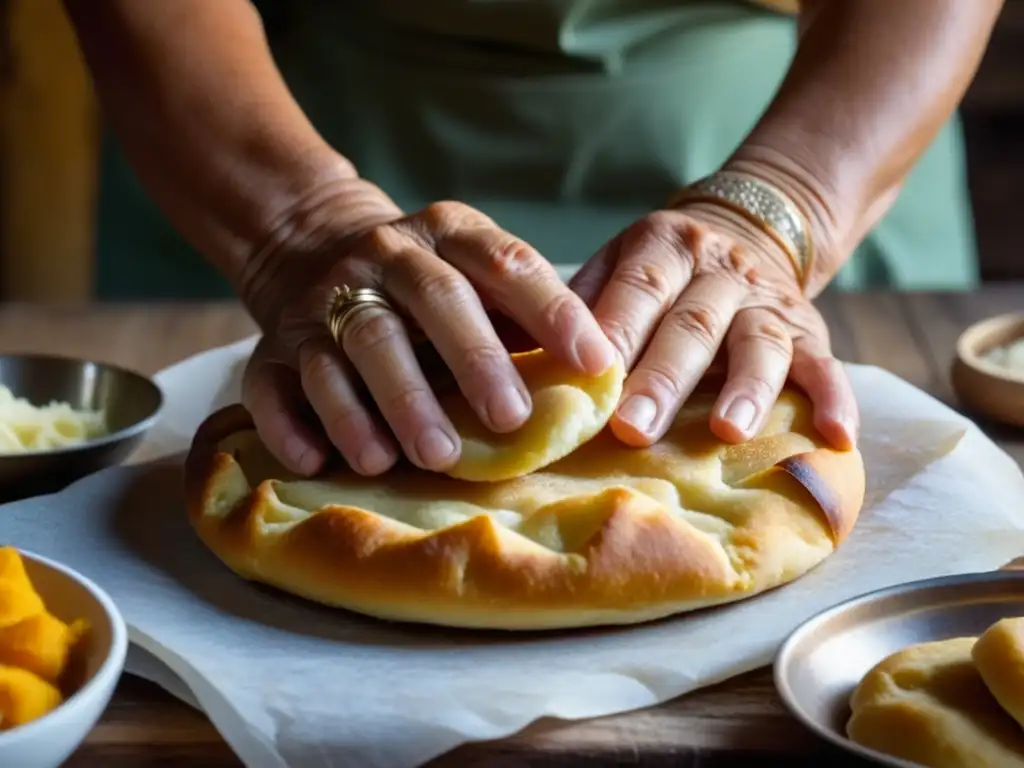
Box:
[94, 0, 978, 299]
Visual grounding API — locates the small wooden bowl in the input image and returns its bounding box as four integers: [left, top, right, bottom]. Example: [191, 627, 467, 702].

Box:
[951, 312, 1024, 428]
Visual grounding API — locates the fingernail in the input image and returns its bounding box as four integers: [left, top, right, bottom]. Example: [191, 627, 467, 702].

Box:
[724, 397, 758, 434]
[357, 442, 394, 475]
[285, 436, 322, 475]
[575, 332, 616, 376]
[617, 395, 658, 434]
[416, 427, 458, 467]
[488, 385, 531, 430]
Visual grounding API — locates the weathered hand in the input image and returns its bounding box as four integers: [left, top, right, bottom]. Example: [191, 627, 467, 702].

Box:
[238, 179, 616, 478]
[571, 201, 859, 451]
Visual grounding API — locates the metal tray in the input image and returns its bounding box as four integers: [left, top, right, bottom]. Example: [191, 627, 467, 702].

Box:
[774, 560, 1024, 767]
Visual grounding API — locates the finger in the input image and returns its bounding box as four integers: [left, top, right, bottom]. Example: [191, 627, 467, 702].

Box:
[242, 340, 330, 476]
[382, 245, 532, 434]
[789, 332, 860, 450]
[710, 308, 794, 443]
[339, 301, 462, 472]
[588, 217, 695, 370]
[568, 236, 621, 308]
[612, 273, 746, 446]
[298, 336, 399, 476]
[424, 205, 616, 376]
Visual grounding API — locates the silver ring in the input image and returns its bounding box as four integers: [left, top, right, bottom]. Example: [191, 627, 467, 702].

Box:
[326, 284, 395, 345]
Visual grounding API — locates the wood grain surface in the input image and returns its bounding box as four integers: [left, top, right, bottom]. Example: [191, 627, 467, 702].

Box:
[0, 287, 1020, 767]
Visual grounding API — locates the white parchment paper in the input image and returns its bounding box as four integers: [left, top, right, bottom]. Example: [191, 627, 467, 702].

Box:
[4, 336, 1024, 768]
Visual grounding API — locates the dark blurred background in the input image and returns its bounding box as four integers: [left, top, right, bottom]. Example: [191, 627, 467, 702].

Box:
[1, 0, 1022, 303]
[961, 0, 1024, 283]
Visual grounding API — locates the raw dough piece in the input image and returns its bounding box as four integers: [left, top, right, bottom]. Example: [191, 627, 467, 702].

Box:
[848, 637, 1024, 767]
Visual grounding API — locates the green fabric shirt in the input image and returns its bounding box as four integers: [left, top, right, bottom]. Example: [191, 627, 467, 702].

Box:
[95, 0, 978, 299]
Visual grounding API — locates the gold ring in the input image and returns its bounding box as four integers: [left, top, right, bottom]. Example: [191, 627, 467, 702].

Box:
[326, 284, 395, 345]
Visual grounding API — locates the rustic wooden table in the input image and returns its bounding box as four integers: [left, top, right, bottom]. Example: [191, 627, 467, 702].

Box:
[2, 286, 1021, 767]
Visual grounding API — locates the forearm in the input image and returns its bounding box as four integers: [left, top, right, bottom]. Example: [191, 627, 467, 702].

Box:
[727, 0, 1003, 294]
[62, 0, 394, 289]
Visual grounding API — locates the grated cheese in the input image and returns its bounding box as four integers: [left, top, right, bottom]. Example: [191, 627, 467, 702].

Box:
[0, 386, 107, 454]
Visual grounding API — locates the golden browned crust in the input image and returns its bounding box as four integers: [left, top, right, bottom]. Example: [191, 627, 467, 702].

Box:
[777, 448, 861, 543]
[184, 385, 865, 631]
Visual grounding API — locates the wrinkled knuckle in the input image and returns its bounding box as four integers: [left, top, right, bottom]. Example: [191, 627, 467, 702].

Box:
[421, 200, 470, 232]
[625, 213, 674, 252]
[323, 406, 363, 442]
[677, 217, 709, 259]
[483, 236, 542, 280]
[781, 293, 801, 309]
[733, 374, 778, 402]
[540, 290, 583, 337]
[410, 266, 468, 304]
[633, 212, 702, 271]
[727, 245, 757, 280]
[637, 364, 685, 401]
[458, 343, 509, 381]
[388, 386, 433, 416]
[615, 260, 676, 303]
[763, 302, 802, 328]
[366, 224, 400, 256]
[344, 309, 400, 351]
[386, 247, 419, 279]
[600, 316, 643, 360]
[747, 321, 794, 356]
[299, 348, 337, 387]
[642, 209, 677, 233]
[667, 304, 724, 351]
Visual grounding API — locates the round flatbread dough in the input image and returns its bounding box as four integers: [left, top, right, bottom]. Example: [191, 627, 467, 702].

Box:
[847, 637, 1024, 767]
[185, 373, 865, 630]
[973, 617, 1024, 730]
[442, 349, 625, 482]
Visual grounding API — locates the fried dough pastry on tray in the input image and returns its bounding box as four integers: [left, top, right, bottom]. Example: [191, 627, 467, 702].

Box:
[185, 349, 865, 630]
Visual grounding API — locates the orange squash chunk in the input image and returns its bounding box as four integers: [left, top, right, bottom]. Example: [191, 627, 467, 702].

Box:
[0, 612, 74, 684]
[0, 547, 44, 628]
[0, 665, 62, 730]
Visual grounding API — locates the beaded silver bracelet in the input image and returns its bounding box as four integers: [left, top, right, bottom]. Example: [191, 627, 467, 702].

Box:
[668, 171, 814, 288]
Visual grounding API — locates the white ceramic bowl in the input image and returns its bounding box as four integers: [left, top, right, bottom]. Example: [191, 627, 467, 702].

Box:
[0, 550, 128, 768]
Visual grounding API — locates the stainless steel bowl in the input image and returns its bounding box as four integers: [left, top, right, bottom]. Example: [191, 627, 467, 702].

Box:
[0, 354, 163, 500]
[774, 566, 1024, 767]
